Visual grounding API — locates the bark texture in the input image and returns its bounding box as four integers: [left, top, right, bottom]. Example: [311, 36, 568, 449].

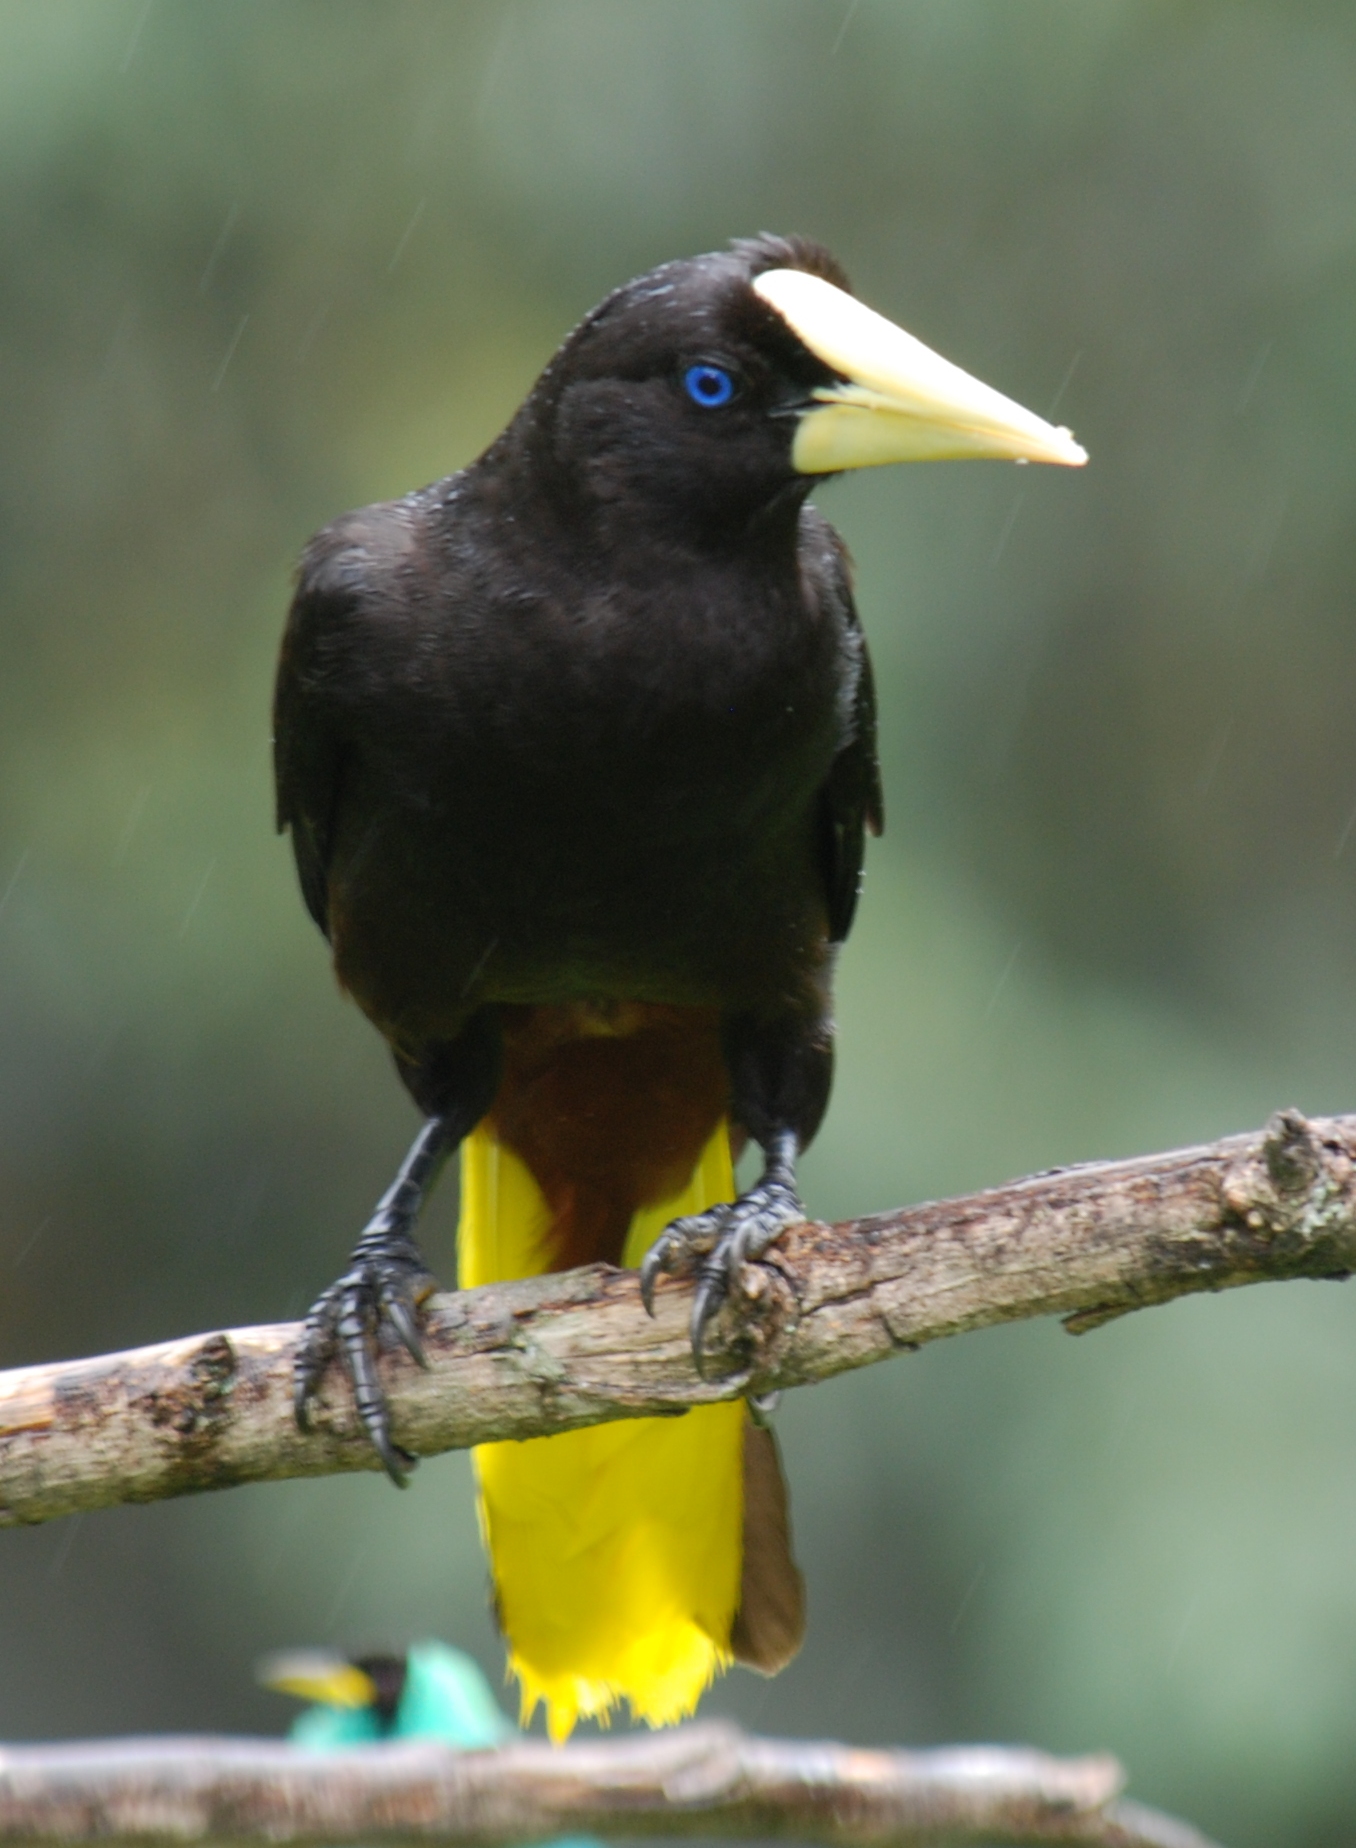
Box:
[0, 1107, 1351, 1526]
[0, 1723, 1221, 1848]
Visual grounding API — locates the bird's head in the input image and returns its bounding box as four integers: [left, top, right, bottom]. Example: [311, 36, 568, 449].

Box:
[516, 233, 1085, 541]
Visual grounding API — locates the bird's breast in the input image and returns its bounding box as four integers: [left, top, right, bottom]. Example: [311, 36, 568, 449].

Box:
[327, 541, 844, 1035]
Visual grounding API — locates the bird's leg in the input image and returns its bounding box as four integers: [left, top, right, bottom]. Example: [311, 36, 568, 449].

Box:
[293, 1114, 451, 1483]
[640, 1005, 830, 1366]
[294, 1010, 502, 1485]
[694, 1126, 802, 1359]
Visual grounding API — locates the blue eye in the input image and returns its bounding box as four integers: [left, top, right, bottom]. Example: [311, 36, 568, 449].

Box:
[683, 363, 736, 408]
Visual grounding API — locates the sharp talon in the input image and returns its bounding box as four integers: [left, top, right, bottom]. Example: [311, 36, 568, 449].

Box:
[376, 1438, 417, 1488]
[639, 1253, 661, 1316]
[376, 1444, 405, 1487]
[386, 1297, 428, 1368]
[293, 1328, 330, 1433]
[690, 1271, 725, 1372]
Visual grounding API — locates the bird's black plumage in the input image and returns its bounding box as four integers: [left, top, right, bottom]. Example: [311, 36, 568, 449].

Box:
[276, 233, 882, 1478]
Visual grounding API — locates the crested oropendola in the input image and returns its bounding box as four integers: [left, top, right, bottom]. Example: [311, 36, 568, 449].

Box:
[275, 234, 1085, 1738]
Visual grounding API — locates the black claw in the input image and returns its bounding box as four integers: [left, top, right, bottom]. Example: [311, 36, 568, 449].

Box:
[639, 1244, 667, 1316]
[293, 1314, 335, 1436]
[690, 1265, 728, 1372]
[385, 1295, 429, 1368]
[374, 1435, 417, 1489]
[353, 1366, 416, 1486]
[293, 1114, 451, 1481]
[639, 1220, 694, 1316]
[641, 1168, 803, 1374]
[292, 1240, 435, 1480]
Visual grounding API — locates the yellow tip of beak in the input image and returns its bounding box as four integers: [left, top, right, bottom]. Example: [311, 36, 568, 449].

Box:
[256, 1651, 378, 1710]
[752, 268, 1087, 473]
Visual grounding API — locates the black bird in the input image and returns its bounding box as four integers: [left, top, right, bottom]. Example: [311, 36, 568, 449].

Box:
[274, 234, 1084, 1737]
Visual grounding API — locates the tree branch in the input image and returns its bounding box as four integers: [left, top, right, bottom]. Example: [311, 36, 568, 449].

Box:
[0, 1722, 1222, 1848]
[1, 1107, 1351, 1527]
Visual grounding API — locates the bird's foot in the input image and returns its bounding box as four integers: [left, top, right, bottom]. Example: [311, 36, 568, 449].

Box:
[293, 1220, 437, 1486]
[640, 1174, 803, 1367]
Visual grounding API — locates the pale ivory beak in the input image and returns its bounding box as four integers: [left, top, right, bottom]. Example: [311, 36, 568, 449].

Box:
[753, 268, 1087, 471]
[256, 1650, 377, 1709]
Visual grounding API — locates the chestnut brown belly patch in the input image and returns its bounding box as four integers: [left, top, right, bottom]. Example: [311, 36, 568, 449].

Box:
[488, 1002, 731, 1273]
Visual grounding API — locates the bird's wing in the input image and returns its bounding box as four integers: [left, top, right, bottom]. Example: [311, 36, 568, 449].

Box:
[273, 506, 413, 938]
[813, 528, 884, 946]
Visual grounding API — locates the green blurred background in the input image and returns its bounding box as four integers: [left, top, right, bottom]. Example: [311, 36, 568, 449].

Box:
[1, 3, 1355, 1842]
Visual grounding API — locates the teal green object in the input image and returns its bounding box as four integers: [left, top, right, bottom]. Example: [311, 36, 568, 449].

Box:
[289, 1642, 514, 1749]
[383, 1640, 514, 1747]
[289, 1700, 384, 1748]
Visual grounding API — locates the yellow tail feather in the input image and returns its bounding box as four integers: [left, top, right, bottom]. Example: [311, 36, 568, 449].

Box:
[458, 1120, 745, 1742]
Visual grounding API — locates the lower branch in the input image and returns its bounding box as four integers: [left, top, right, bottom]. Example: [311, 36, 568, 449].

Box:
[0, 1723, 1221, 1848]
[0, 1108, 1352, 1525]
